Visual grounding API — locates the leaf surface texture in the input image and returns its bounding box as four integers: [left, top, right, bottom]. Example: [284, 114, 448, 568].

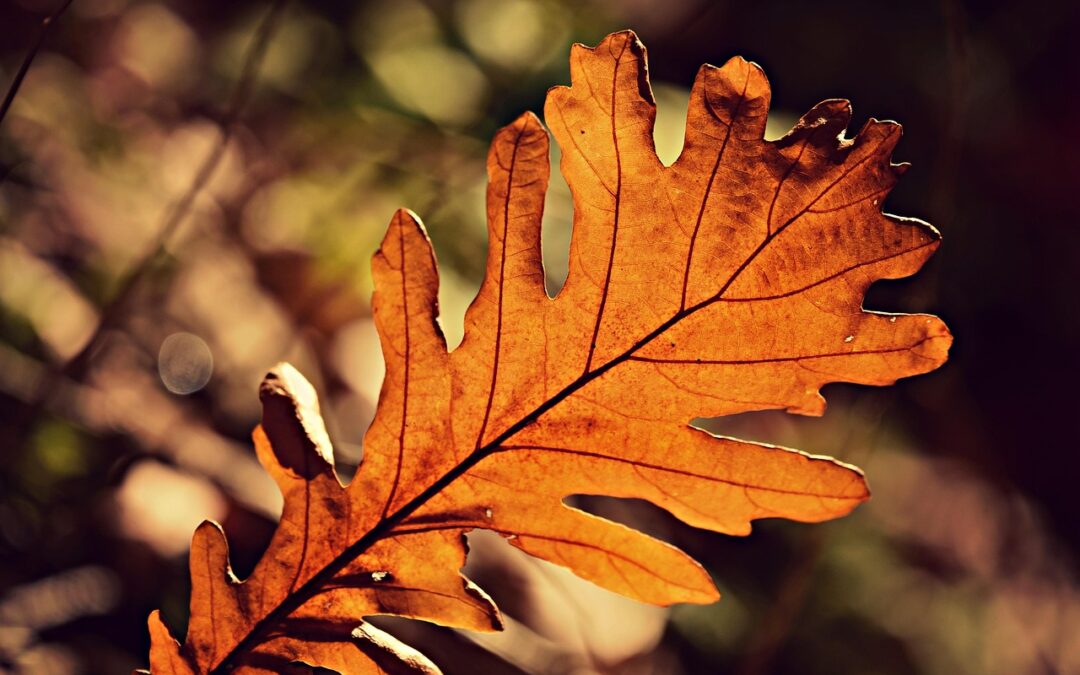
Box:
[147, 30, 951, 674]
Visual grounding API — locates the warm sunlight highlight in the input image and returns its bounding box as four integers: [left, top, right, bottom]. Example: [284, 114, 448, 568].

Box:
[145, 30, 950, 673]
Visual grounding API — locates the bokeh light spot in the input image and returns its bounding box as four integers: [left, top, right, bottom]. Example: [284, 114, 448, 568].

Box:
[158, 332, 213, 395]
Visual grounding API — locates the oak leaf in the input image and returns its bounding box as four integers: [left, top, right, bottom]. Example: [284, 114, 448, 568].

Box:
[145, 30, 951, 673]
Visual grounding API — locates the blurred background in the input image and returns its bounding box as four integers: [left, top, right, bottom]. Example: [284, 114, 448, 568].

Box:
[1, 0, 1078, 673]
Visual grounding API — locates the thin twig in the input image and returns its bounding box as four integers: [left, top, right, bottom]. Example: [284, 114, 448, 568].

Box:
[0, 0, 75, 129]
[11, 0, 290, 454]
[733, 530, 822, 675]
[60, 0, 289, 380]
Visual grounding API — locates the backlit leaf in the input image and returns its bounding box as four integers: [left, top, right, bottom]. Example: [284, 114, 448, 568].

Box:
[146, 30, 950, 673]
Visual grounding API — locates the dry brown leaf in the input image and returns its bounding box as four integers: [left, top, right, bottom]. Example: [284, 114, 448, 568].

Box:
[145, 30, 951, 673]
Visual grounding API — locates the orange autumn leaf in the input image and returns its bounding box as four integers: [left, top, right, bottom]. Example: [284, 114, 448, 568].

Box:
[145, 30, 951, 674]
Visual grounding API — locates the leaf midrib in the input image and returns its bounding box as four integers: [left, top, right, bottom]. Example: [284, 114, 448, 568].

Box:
[213, 220, 800, 672]
[210, 101, 889, 675]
